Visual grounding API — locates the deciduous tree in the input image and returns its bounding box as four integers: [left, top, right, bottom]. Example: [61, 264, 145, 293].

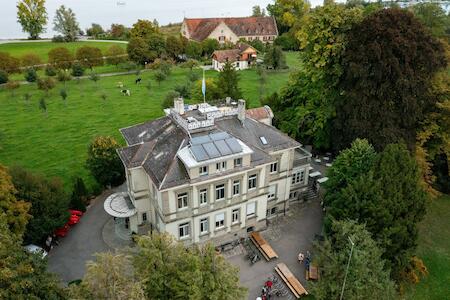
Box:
[264, 44, 286, 70]
[76, 46, 104, 70]
[53, 5, 80, 42]
[0, 216, 67, 299]
[37, 76, 56, 95]
[86, 136, 124, 187]
[105, 45, 127, 67]
[48, 47, 74, 69]
[129, 19, 158, 40]
[0, 52, 20, 74]
[134, 233, 247, 299]
[165, 35, 184, 60]
[10, 166, 70, 244]
[252, 5, 266, 17]
[69, 253, 144, 300]
[16, 0, 47, 40]
[0, 165, 30, 237]
[86, 23, 104, 38]
[412, 2, 449, 40]
[21, 53, 42, 69]
[333, 8, 447, 151]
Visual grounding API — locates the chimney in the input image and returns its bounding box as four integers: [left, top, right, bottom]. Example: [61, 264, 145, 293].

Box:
[238, 99, 246, 123]
[226, 97, 231, 106]
[174, 97, 185, 115]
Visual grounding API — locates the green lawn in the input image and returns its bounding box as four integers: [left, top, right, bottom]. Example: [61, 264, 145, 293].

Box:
[0, 41, 127, 63]
[0, 52, 298, 190]
[403, 195, 450, 300]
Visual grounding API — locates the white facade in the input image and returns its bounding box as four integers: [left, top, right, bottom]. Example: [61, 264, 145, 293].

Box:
[212, 59, 249, 71]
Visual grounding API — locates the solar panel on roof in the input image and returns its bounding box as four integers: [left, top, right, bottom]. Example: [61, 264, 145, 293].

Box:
[225, 138, 242, 153]
[191, 145, 209, 161]
[191, 135, 211, 145]
[214, 140, 232, 156]
[202, 142, 221, 158]
[209, 131, 230, 141]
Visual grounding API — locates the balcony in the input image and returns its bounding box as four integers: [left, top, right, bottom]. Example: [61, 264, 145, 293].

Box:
[293, 148, 312, 167]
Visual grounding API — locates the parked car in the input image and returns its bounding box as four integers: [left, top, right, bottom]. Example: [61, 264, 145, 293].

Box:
[69, 209, 83, 217]
[24, 244, 48, 258]
[68, 214, 80, 225]
[54, 224, 70, 237]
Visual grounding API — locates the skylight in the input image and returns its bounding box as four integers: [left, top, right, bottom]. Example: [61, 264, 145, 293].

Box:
[260, 136, 268, 145]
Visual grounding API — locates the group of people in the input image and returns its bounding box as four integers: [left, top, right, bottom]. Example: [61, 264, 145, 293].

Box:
[44, 234, 59, 252]
[257, 280, 274, 300]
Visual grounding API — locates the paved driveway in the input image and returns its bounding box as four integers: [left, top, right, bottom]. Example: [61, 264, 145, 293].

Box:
[47, 190, 114, 284]
[227, 199, 323, 299]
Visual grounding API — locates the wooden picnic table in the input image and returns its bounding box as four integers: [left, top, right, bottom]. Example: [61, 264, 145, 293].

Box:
[275, 263, 308, 298]
[250, 232, 278, 261]
[306, 265, 319, 281]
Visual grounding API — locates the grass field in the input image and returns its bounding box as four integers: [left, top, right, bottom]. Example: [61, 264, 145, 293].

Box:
[0, 41, 127, 63]
[403, 195, 450, 300]
[0, 52, 299, 189]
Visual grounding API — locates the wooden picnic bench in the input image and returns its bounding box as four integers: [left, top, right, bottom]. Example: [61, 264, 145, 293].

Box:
[306, 264, 319, 281]
[250, 231, 278, 261]
[275, 263, 308, 298]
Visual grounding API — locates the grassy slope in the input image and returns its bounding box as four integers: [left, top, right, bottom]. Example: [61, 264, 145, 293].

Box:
[0, 52, 299, 189]
[0, 41, 127, 62]
[403, 195, 450, 300]
[160, 23, 182, 37]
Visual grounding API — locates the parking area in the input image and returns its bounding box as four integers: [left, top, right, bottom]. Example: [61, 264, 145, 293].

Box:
[227, 199, 323, 299]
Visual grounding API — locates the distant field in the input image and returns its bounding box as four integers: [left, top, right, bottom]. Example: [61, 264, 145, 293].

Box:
[0, 52, 299, 189]
[403, 195, 450, 299]
[0, 41, 127, 63]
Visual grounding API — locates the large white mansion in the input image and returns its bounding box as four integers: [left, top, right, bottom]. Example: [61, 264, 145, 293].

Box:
[104, 98, 312, 245]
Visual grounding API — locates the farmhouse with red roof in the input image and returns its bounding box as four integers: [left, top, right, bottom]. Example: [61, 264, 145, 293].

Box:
[181, 16, 278, 44]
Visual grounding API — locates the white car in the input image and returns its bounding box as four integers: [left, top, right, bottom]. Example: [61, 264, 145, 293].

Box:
[24, 244, 48, 258]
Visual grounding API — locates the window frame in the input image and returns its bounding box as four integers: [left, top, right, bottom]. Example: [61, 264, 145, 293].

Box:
[292, 169, 305, 185]
[248, 174, 257, 190]
[200, 218, 209, 234]
[199, 165, 208, 176]
[246, 202, 256, 218]
[270, 161, 278, 174]
[215, 183, 225, 201]
[142, 212, 147, 222]
[234, 157, 242, 167]
[177, 192, 188, 210]
[232, 179, 240, 196]
[232, 208, 240, 224]
[179, 222, 190, 239]
[215, 213, 225, 229]
[199, 188, 208, 206]
[268, 184, 276, 200]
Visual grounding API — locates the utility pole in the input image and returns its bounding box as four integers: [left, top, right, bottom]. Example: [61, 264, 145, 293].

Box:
[340, 236, 355, 300]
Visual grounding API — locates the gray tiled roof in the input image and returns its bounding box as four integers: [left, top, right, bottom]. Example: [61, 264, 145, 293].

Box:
[118, 112, 300, 190]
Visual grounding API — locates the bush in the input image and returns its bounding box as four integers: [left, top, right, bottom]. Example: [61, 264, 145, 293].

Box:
[24, 68, 38, 82]
[71, 63, 85, 77]
[174, 83, 191, 98]
[57, 70, 72, 83]
[45, 66, 57, 76]
[70, 177, 88, 212]
[37, 77, 56, 94]
[187, 71, 200, 82]
[0, 70, 8, 84]
[162, 90, 180, 109]
[52, 35, 66, 43]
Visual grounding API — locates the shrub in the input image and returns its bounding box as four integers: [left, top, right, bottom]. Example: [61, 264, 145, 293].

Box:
[21, 53, 42, 69]
[162, 90, 180, 109]
[57, 69, 72, 83]
[45, 65, 57, 76]
[37, 77, 56, 95]
[70, 177, 88, 212]
[24, 68, 38, 82]
[174, 83, 191, 98]
[71, 63, 84, 77]
[52, 35, 66, 42]
[0, 70, 8, 84]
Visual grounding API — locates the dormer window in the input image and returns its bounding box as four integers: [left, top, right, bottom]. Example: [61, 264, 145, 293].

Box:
[216, 161, 227, 172]
[234, 158, 242, 167]
[199, 166, 208, 176]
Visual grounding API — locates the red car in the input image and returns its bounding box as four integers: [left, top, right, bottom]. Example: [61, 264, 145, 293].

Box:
[69, 209, 83, 217]
[54, 224, 70, 237]
[68, 214, 80, 226]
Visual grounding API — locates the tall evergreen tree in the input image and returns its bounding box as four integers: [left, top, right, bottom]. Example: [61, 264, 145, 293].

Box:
[217, 61, 242, 100]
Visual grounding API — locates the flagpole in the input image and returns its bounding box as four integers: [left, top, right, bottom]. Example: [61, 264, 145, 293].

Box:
[202, 69, 206, 103]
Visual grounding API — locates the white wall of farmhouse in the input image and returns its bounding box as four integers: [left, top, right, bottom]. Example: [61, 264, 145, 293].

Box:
[207, 22, 239, 43]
